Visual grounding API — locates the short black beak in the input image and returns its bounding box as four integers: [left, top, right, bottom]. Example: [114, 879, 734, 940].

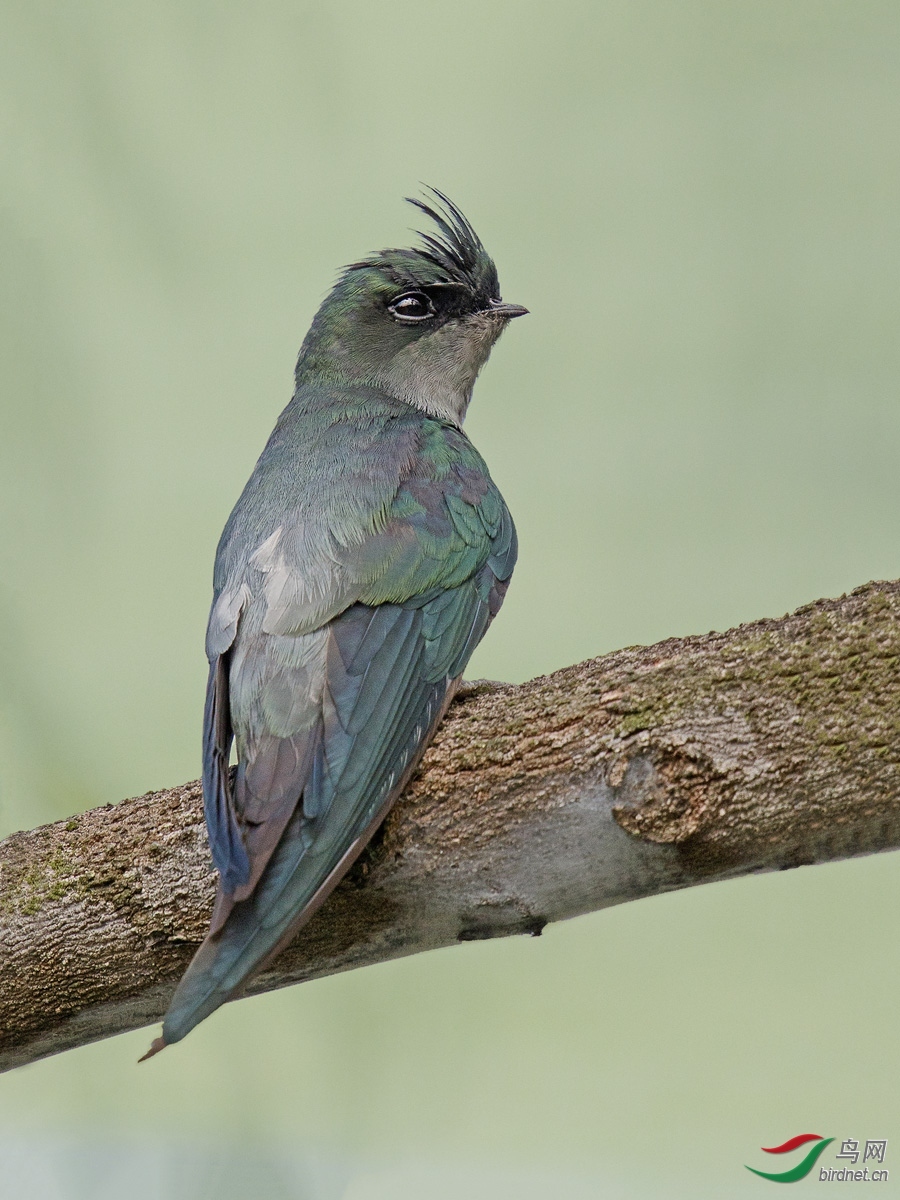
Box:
[488, 300, 529, 318]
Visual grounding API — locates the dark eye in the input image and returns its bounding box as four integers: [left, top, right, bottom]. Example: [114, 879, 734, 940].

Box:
[388, 291, 435, 322]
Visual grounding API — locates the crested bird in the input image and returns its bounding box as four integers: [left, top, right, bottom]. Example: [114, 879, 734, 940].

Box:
[143, 191, 525, 1056]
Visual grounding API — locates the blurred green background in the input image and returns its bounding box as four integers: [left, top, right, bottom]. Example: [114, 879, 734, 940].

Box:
[2, 2, 899, 1197]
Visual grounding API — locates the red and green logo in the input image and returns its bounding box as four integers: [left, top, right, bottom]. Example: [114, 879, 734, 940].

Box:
[745, 1134, 835, 1183]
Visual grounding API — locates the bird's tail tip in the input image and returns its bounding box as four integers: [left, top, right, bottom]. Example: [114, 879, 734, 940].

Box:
[138, 1033, 168, 1063]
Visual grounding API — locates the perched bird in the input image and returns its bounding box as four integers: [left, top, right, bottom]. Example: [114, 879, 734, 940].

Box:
[144, 191, 525, 1056]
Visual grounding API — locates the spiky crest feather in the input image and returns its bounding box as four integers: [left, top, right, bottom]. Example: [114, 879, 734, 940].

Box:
[343, 188, 500, 303]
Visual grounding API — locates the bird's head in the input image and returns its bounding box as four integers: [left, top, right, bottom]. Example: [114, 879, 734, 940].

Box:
[295, 190, 527, 425]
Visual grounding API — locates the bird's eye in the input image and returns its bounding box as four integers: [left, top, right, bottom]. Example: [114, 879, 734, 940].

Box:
[388, 292, 435, 322]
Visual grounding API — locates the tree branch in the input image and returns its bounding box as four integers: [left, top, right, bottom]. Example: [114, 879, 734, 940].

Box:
[3, 581, 900, 1072]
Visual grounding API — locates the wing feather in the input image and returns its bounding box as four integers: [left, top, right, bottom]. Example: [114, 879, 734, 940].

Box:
[161, 580, 494, 1046]
[202, 654, 249, 893]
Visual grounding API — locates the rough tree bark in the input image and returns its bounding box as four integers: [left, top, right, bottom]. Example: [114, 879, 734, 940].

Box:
[2, 581, 899, 1073]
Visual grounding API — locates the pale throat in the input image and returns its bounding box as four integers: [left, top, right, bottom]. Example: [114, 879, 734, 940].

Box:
[373, 314, 502, 427]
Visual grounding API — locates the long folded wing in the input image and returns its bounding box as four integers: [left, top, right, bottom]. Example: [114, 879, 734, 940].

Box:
[159, 565, 507, 1047]
[200, 420, 516, 911]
